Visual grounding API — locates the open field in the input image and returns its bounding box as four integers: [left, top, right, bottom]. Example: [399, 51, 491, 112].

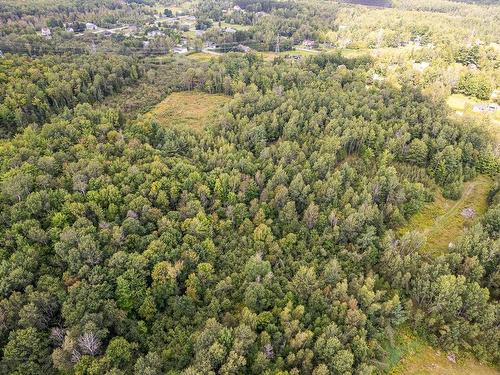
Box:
[447, 93, 479, 112]
[144, 91, 230, 132]
[219, 21, 252, 31]
[447, 94, 500, 144]
[260, 49, 320, 61]
[387, 328, 499, 375]
[447, 94, 500, 122]
[166, 1, 193, 14]
[186, 52, 218, 62]
[399, 175, 493, 255]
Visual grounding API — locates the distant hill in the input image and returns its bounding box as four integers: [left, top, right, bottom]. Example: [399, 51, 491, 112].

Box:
[341, 0, 392, 7]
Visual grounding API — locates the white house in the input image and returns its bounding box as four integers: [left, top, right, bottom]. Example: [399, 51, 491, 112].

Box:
[173, 45, 188, 54]
[473, 103, 499, 112]
[86, 22, 98, 30]
[237, 44, 251, 53]
[225, 27, 237, 34]
[303, 39, 316, 49]
[147, 30, 165, 37]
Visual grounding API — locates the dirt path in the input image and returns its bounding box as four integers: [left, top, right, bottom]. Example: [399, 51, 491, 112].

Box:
[399, 175, 493, 255]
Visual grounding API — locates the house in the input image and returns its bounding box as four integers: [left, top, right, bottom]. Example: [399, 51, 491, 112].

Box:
[225, 27, 237, 34]
[412, 61, 430, 72]
[410, 35, 422, 46]
[86, 22, 98, 30]
[173, 44, 188, 54]
[467, 63, 478, 70]
[286, 54, 302, 61]
[205, 41, 220, 50]
[233, 5, 242, 11]
[41, 27, 51, 37]
[147, 30, 165, 37]
[372, 73, 384, 82]
[66, 27, 74, 33]
[473, 103, 499, 112]
[303, 39, 316, 49]
[237, 44, 251, 53]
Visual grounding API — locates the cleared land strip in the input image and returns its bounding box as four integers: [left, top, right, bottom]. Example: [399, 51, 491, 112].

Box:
[399, 175, 493, 255]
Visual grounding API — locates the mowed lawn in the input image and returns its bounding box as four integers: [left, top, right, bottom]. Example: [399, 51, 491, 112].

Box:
[399, 175, 494, 255]
[145, 91, 230, 132]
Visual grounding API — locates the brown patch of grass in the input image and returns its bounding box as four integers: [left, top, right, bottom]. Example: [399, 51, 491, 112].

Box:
[144, 91, 230, 132]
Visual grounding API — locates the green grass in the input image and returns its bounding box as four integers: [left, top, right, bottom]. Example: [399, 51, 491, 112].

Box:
[399, 175, 493, 255]
[447, 94, 500, 143]
[383, 327, 428, 373]
[447, 93, 478, 112]
[218, 21, 251, 31]
[186, 52, 218, 62]
[143, 91, 230, 132]
[259, 49, 320, 61]
[384, 327, 499, 375]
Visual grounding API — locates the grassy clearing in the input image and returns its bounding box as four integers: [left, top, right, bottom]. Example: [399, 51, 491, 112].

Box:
[219, 21, 252, 31]
[167, 1, 193, 14]
[387, 328, 499, 375]
[447, 94, 500, 144]
[447, 93, 500, 123]
[186, 52, 218, 62]
[259, 49, 320, 61]
[144, 91, 230, 132]
[446, 93, 478, 112]
[399, 175, 493, 255]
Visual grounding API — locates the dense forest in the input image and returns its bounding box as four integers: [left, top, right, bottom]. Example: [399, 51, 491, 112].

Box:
[0, 54, 140, 137]
[0, 52, 498, 374]
[0, 0, 499, 374]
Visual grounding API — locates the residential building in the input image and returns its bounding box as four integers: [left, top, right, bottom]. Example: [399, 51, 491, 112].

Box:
[86, 22, 98, 30]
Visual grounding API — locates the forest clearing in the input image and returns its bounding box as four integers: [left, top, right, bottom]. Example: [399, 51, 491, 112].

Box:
[399, 176, 494, 255]
[144, 91, 230, 132]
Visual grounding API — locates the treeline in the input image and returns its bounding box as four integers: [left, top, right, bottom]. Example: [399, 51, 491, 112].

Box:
[381, 185, 500, 360]
[0, 0, 128, 21]
[0, 53, 140, 137]
[0, 53, 498, 374]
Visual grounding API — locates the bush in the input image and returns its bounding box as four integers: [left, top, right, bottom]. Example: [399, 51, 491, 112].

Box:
[442, 181, 464, 200]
